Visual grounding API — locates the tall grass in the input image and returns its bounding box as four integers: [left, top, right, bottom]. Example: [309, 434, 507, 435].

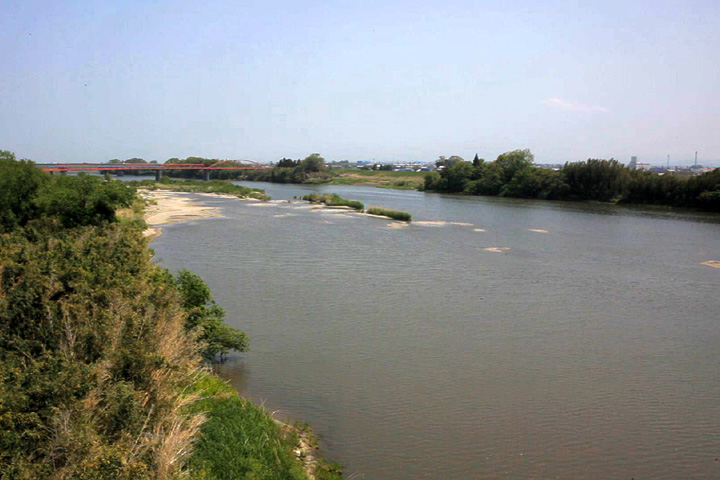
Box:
[301, 193, 364, 211]
[187, 375, 308, 480]
[366, 207, 412, 221]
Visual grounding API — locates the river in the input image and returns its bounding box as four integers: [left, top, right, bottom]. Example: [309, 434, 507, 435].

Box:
[149, 182, 720, 479]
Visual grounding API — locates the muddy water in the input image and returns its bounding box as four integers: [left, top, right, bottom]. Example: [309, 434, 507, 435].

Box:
[150, 183, 720, 479]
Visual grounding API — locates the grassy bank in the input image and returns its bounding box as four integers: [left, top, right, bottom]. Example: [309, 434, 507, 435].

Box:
[366, 207, 412, 221]
[328, 169, 425, 190]
[301, 193, 364, 210]
[188, 374, 306, 480]
[188, 374, 342, 480]
[127, 178, 270, 200]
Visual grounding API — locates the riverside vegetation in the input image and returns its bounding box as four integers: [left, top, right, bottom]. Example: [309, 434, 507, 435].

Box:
[0, 151, 341, 480]
[424, 150, 720, 211]
[104, 152, 720, 212]
[365, 207, 412, 222]
[301, 193, 412, 221]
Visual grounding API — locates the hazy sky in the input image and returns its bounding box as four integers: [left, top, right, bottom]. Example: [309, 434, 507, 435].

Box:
[2, 0, 719, 165]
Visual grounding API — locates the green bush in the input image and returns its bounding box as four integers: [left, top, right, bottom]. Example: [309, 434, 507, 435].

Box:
[301, 193, 364, 211]
[366, 207, 412, 221]
[175, 269, 249, 361]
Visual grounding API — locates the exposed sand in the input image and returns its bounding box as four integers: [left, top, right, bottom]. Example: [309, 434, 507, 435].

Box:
[140, 190, 221, 239]
[484, 247, 511, 253]
[473, 228, 486, 232]
[386, 222, 410, 229]
[414, 220, 475, 227]
[290, 205, 324, 210]
[414, 221, 446, 226]
[701, 261, 720, 269]
[528, 228, 549, 233]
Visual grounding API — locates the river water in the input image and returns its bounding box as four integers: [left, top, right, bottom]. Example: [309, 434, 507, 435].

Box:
[149, 182, 720, 480]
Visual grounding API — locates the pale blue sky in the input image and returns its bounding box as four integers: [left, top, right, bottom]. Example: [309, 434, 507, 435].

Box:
[2, 0, 718, 165]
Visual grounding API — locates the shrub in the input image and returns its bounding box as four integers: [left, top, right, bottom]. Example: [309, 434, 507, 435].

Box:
[301, 193, 364, 210]
[366, 207, 412, 221]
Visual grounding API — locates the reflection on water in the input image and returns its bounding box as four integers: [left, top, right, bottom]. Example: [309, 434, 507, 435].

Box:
[151, 183, 720, 480]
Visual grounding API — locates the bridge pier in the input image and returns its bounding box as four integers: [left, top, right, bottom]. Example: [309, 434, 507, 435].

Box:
[155, 170, 162, 182]
[203, 170, 210, 181]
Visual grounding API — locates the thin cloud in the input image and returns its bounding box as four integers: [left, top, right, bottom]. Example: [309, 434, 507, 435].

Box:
[543, 97, 608, 113]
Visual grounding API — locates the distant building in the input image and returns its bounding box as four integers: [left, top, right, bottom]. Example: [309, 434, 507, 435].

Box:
[628, 156, 638, 169]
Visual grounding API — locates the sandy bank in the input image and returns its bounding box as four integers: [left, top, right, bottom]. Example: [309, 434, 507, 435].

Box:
[140, 190, 222, 239]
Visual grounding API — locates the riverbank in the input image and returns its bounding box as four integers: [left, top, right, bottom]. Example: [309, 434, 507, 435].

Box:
[139, 189, 225, 240]
[139, 188, 342, 479]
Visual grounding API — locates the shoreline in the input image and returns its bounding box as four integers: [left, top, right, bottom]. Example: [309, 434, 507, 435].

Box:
[139, 189, 343, 478]
[140, 189, 226, 240]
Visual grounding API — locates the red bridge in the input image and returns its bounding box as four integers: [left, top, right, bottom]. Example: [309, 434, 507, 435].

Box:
[36, 160, 269, 180]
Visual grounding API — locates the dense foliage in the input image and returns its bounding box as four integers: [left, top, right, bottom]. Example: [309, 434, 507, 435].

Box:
[0, 221, 202, 479]
[0, 153, 272, 479]
[423, 149, 720, 211]
[175, 269, 248, 361]
[301, 193, 364, 211]
[241, 154, 336, 184]
[0, 151, 134, 232]
[366, 207, 412, 222]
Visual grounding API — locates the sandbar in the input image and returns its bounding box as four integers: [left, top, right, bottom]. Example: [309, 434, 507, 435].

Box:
[701, 261, 720, 269]
[414, 221, 446, 226]
[484, 247, 510, 253]
[386, 222, 410, 229]
[140, 190, 221, 239]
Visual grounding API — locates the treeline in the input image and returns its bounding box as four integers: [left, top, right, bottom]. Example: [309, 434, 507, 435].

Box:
[240, 153, 336, 184]
[423, 150, 720, 211]
[101, 157, 159, 176]
[0, 151, 320, 479]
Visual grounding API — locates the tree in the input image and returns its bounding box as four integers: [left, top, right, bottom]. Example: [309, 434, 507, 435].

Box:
[443, 161, 475, 192]
[0, 151, 50, 232]
[436, 155, 464, 169]
[33, 174, 133, 228]
[175, 269, 248, 361]
[277, 158, 298, 168]
[296, 153, 326, 173]
[495, 149, 534, 184]
[562, 158, 630, 201]
[423, 171, 444, 191]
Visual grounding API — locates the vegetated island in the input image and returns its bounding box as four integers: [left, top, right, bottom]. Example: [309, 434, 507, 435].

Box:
[0, 150, 342, 480]
[301, 193, 412, 222]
